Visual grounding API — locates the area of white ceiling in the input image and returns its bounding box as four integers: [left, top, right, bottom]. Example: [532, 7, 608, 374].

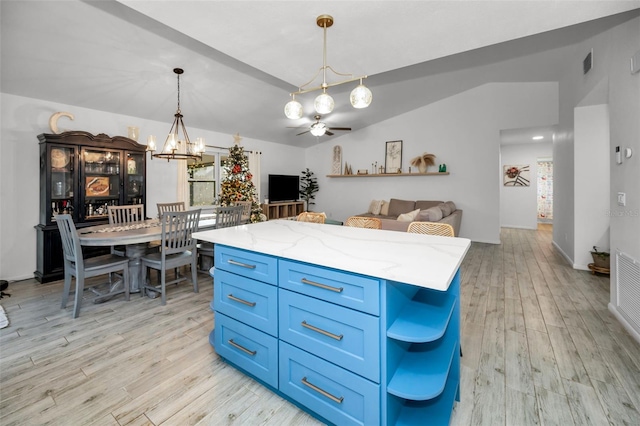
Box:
[2, 1, 639, 148]
[118, 1, 639, 86]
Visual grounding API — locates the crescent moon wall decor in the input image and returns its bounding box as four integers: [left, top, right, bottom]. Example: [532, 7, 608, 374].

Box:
[49, 112, 75, 134]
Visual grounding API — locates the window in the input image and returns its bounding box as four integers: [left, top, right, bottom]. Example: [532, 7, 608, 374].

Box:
[187, 153, 228, 207]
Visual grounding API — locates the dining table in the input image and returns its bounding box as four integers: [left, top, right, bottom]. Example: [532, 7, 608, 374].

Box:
[77, 215, 217, 294]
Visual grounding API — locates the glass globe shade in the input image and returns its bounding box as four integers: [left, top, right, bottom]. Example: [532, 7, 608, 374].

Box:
[350, 84, 372, 108]
[314, 92, 334, 114]
[284, 99, 303, 119]
[310, 122, 327, 137]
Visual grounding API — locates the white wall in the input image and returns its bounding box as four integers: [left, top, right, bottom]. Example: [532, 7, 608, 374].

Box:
[306, 82, 559, 244]
[547, 16, 639, 339]
[500, 142, 553, 229]
[0, 93, 305, 281]
[574, 104, 610, 269]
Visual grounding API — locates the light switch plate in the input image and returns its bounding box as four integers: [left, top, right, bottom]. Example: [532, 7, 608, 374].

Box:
[617, 192, 626, 206]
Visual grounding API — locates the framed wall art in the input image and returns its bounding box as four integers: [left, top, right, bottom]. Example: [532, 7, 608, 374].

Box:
[503, 164, 530, 186]
[385, 140, 402, 173]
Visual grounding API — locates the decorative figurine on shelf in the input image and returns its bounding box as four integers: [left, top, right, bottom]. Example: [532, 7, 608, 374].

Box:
[411, 152, 436, 173]
[439, 164, 447, 173]
[127, 157, 136, 174]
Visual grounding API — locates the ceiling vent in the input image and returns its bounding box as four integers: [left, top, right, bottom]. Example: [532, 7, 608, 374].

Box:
[583, 49, 593, 75]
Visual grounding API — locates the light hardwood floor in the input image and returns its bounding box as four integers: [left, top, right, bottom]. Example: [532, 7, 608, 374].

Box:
[1, 226, 639, 425]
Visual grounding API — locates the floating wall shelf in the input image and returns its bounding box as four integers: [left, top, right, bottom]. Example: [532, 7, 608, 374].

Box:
[326, 172, 449, 178]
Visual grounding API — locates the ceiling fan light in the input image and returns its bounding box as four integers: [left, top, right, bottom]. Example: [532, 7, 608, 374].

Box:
[350, 84, 372, 108]
[284, 99, 303, 119]
[314, 92, 334, 114]
[310, 122, 327, 136]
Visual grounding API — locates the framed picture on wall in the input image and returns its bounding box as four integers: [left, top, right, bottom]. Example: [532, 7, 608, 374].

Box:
[503, 164, 530, 186]
[385, 140, 402, 173]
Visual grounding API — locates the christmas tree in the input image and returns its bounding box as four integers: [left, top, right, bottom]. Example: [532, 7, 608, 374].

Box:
[218, 134, 264, 223]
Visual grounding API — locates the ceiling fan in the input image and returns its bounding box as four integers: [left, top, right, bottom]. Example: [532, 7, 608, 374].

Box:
[290, 115, 351, 137]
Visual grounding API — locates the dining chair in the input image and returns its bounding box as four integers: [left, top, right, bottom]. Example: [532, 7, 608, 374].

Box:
[234, 200, 253, 224]
[56, 214, 130, 318]
[157, 201, 186, 217]
[345, 216, 382, 229]
[107, 204, 145, 256]
[197, 205, 244, 271]
[407, 221, 455, 237]
[140, 209, 201, 305]
[297, 212, 326, 223]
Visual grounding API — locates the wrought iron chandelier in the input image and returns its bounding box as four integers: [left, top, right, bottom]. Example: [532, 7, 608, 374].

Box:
[150, 68, 204, 161]
[284, 15, 372, 120]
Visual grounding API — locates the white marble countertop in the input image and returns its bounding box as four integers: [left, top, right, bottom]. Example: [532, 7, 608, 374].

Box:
[193, 220, 471, 291]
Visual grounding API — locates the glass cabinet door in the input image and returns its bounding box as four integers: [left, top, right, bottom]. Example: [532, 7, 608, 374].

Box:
[125, 152, 144, 205]
[50, 146, 75, 222]
[83, 148, 121, 219]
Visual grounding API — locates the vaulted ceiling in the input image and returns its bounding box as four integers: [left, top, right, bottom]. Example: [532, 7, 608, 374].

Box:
[2, 1, 639, 148]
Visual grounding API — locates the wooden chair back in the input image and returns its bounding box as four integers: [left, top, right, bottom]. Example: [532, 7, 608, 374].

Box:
[234, 200, 253, 223]
[56, 214, 83, 268]
[160, 210, 201, 255]
[215, 205, 243, 229]
[407, 221, 455, 237]
[345, 216, 382, 229]
[157, 202, 186, 216]
[107, 204, 144, 225]
[297, 212, 326, 223]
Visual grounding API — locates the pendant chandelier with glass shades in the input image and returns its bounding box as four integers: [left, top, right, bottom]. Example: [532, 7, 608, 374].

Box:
[284, 15, 373, 120]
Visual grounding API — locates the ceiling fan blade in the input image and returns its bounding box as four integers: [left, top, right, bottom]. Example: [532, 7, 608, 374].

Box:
[328, 127, 351, 131]
[296, 130, 311, 136]
[325, 130, 335, 136]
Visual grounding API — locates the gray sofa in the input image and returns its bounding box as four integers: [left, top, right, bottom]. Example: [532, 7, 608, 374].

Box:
[355, 198, 462, 235]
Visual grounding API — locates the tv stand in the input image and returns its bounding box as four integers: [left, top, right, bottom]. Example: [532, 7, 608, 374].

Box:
[261, 201, 304, 220]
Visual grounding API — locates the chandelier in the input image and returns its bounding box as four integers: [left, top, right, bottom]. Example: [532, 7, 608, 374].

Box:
[284, 15, 372, 120]
[149, 68, 205, 161]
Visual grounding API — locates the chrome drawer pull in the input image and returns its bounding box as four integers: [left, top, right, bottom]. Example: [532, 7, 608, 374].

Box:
[301, 377, 344, 404]
[227, 259, 257, 269]
[301, 320, 343, 341]
[228, 339, 257, 356]
[301, 278, 343, 293]
[227, 294, 256, 307]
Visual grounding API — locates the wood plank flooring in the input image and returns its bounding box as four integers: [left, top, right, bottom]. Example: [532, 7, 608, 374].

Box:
[1, 225, 639, 425]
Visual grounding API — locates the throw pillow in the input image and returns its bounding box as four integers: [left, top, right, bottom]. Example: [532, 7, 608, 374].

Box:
[438, 202, 452, 217]
[368, 199, 384, 215]
[418, 206, 443, 222]
[445, 201, 457, 212]
[388, 198, 416, 217]
[397, 208, 421, 222]
[380, 200, 390, 216]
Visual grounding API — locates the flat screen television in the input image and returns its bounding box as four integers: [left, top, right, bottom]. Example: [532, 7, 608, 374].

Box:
[268, 174, 299, 203]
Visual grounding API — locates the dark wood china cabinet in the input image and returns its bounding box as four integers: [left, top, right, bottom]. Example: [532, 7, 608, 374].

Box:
[35, 131, 147, 283]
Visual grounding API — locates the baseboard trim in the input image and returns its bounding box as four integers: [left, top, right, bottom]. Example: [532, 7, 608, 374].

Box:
[501, 225, 538, 230]
[609, 303, 640, 344]
[552, 240, 574, 267]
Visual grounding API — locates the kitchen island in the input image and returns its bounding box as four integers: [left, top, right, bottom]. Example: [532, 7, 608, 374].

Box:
[193, 220, 471, 425]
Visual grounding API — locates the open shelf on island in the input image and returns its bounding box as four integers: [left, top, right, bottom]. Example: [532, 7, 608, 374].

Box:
[387, 325, 457, 400]
[387, 291, 455, 343]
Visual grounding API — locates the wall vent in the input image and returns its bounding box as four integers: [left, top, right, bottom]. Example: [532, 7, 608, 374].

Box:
[583, 49, 593, 74]
[616, 250, 640, 334]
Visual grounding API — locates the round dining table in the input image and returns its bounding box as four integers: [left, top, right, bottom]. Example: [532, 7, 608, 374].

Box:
[77, 216, 217, 292]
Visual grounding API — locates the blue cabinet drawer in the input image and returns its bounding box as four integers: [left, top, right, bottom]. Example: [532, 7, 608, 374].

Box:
[279, 289, 380, 383]
[214, 313, 278, 388]
[214, 269, 278, 337]
[279, 341, 380, 426]
[215, 245, 278, 285]
[279, 259, 380, 315]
